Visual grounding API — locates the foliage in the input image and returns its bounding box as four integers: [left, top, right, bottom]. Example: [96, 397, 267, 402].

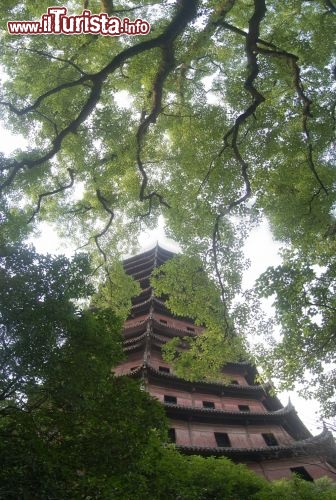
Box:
[91, 260, 141, 321]
[0, 246, 167, 499]
[151, 255, 247, 380]
[256, 475, 336, 500]
[147, 450, 267, 500]
[0, 1, 335, 414]
[255, 251, 336, 417]
[0, 244, 93, 407]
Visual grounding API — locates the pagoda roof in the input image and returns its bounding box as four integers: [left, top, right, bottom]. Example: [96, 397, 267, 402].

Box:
[163, 400, 296, 420]
[177, 428, 336, 464]
[128, 263, 156, 280]
[123, 335, 183, 353]
[123, 340, 146, 353]
[151, 317, 198, 336]
[123, 332, 147, 345]
[123, 246, 156, 265]
[124, 254, 155, 273]
[123, 318, 257, 378]
[123, 318, 148, 337]
[130, 296, 152, 314]
[131, 286, 152, 305]
[123, 318, 197, 349]
[128, 296, 191, 321]
[129, 363, 272, 396]
[123, 244, 175, 268]
[138, 276, 151, 288]
[164, 401, 312, 439]
[223, 361, 258, 381]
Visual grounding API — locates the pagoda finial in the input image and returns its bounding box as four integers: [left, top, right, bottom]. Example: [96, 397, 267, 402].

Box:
[154, 241, 159, 268]
[287, 397, 294, 410]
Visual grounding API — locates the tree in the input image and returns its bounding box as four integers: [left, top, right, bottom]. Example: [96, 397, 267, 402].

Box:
[0, 1, 335, 415]
[0, 245, 167, 498]
[255, 251, 336, 418]
[0, 245, 94, 408]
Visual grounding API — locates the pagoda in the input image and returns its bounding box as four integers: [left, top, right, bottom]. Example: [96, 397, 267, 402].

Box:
[114, 244, 336, 482]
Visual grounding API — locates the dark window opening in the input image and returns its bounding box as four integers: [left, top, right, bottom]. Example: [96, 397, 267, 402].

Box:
[164, 395, 177, 404]
[168, 428, 176, 443]
[290, 467, 314, 482]
[203, 401, 215, 409]
[230, 380, 239, 385]
[262, 433, 278, 446]
[186, 326, 195, 332]
[238, 405, 250, 412]
[159, 319, 167, 324]
[214, 432, 231, 447]
[159, 366, 170, 373]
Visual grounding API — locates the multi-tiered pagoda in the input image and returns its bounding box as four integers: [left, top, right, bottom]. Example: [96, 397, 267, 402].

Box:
[114, 244, 336, 482]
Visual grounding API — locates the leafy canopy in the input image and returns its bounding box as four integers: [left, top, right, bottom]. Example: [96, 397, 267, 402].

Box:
[0, 245, 168, 499]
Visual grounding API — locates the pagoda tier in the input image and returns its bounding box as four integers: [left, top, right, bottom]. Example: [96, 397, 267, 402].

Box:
[115, 245, 336, 482]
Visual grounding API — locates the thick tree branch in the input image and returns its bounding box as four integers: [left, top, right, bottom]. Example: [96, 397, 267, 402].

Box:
[307, 188, 322, 215]
[208, 0, 265, 206]
[66, 203, 93, 216]
[34, 110, 59, 136]
[211, 9, 329, 197]
[114, 2, 163, 15]
[0, 80, 103, 191]
[0, 378, 20, 402]
[135, 44, 175, 215]
[0, 75, 90, 117]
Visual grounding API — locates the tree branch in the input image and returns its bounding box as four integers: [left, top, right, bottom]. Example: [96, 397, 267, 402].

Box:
[324, 0, 336, 13]
[211, 0, 266, 304]
[27, 168, 75, 224]
[7, 45, 87, 76]
[135, 0, 199, 215]
[257, 46, 329, 195]
[93, 188, 115, 263]
[135, 44, 174, 215]
[0, 0, 200, 193]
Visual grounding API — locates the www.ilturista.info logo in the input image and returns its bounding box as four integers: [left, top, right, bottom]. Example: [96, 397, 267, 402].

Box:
[7, 7, 151, 36]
